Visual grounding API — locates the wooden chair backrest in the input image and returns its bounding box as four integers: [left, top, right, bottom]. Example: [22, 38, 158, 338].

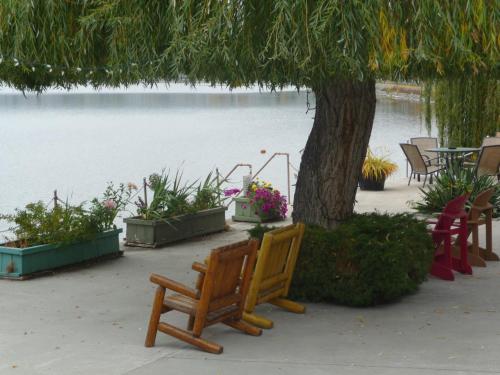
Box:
[400, 143, 427, 174]
[246, 223, 305, 310]
[476, 145, 500, 177]
[469, 188, 494, 222]
[198, 240, 258, 315]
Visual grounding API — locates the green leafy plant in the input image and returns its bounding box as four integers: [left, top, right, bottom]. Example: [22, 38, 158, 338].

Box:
[362, 149, 398, 181]
[289, 213, 434, 307]
[87, 183, 134, 232]
[247, 224, 279, 243]
[412, 165, 500, 216]
[1, 201, 91, 247]
[136, 170, 223, 220]
[191, 172, 222, 212]
[0, 183, 131, 248]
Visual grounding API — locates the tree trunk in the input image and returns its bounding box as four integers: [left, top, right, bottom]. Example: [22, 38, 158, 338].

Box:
[292, 79, 376, 229]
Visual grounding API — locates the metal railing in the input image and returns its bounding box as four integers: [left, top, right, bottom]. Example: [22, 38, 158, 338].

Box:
[217, 152, 295, 207]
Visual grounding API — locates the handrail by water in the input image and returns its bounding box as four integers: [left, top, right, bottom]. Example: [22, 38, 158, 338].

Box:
[218, 152, 294, 207]
[251, 152, 291, 205]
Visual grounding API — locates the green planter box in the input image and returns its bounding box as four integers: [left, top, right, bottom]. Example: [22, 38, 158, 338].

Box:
[0, 229, 122, 280]
[124, 207, 226, 248]
[232, 197, 282, 223]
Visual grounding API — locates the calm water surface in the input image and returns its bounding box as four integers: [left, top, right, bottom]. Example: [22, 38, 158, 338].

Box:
[0, 84, 434, 231]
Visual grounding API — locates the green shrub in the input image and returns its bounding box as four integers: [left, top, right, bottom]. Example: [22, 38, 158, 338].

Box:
[412, 165, 500, 217]
[289, 213, 434, 307]
[246, 224, 279, 243]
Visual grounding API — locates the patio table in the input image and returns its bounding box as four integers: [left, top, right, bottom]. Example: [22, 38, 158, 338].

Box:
[425, 147, 480, 168]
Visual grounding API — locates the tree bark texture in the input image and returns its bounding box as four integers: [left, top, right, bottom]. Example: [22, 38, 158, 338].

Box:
[292, 80, 376, 229]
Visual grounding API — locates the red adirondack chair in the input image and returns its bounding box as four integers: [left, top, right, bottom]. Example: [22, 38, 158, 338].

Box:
[428, 194, 472, 281]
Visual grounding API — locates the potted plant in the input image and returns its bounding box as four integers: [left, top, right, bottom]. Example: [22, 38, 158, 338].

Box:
[0, 183, 130, 279]
[124, 170, 226, 248]
[226, 179, 287, 223]
[359, 149, 398, 191]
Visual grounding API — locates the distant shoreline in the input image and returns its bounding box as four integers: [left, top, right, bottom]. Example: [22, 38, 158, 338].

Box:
[1, 81, 422, 101]
[376, 82, 421, 102]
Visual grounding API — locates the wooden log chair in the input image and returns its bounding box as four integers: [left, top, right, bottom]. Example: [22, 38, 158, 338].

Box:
[428, 194, 472, 281]
[243, 223, 306, 329]
[453, 188, 498, 267]
[144, 240, 262, 354]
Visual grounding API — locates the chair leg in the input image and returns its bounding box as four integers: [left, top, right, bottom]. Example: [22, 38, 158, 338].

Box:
[471, 225, 483, 263]
[145, 286, 166, 347]
[423, 174, 428, 187]
[242, 312, 274, 329]
[479, 219, 500, 261]
[157, 322, 223, 354]
[224, 319, 262, 336]
[269, 298, 306, 314]
[465, 244, 487, 267]
[452, 217, 473, 275]
[430, 260, 455, 281]
[187, 316, 195, 331]
[480, 248, 500, 261]
[480, 212, 500, 260]
[431, 239, 455, 281]
[452, 241, 486, 267]
[481, 210, 499, 261]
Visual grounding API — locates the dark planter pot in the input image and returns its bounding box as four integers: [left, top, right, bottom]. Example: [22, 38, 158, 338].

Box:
[232, 197, 283, 223]
[124, 207, 226, 248]
[359, 176, 386, 191]
[0, 229, 122, 280]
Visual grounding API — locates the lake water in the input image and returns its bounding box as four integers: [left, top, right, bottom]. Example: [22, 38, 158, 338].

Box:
[0, 84, 434, 231]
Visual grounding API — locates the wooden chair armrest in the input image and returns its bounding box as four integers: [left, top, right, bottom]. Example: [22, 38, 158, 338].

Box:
[150, 273, 198, 299]
[192, 262, 208, 273]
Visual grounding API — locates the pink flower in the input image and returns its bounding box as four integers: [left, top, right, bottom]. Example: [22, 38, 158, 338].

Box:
[224, 188, 241, 197]
[245, 183, 287, 219]
[103, 199, 117, 210]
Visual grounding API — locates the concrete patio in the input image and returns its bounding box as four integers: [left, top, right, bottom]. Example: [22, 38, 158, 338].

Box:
[1, 178, 500, 375]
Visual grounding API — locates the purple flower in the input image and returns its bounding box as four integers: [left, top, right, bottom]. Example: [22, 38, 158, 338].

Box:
[245, 183, 288, 219]
[224, 188, 241, 197]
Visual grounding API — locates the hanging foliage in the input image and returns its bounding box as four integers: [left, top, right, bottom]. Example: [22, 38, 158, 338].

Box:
[424, 77, 500, 147]
[0, 1, 498, 92]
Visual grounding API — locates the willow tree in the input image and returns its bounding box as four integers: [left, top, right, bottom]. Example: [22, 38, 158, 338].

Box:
[424, 77, 499, 147]
[0, 1, 498, 229]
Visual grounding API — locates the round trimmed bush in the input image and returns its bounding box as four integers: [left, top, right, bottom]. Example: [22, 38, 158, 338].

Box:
[289, 213, 434, 307]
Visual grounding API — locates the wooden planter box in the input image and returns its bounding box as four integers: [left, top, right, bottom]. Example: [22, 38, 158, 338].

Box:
[124, 207, 226, 248]
[0, 229, 122, 280]
[232, 197, 282, 223]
